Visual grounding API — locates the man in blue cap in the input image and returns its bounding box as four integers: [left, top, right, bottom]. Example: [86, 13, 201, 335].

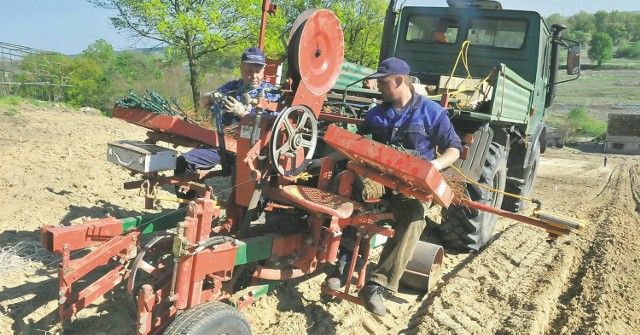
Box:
[174, 47, 280, 201]
[356, 57, 462, 316]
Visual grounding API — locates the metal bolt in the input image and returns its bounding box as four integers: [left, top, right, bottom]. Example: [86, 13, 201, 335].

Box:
[58, 290, 65, 296]
[138, 326, 147, 334]
[58, 297, 66, 304]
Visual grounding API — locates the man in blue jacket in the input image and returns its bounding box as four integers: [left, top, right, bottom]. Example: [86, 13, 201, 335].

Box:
[357, 57, 462, 316]
[174, 47, 280, 200]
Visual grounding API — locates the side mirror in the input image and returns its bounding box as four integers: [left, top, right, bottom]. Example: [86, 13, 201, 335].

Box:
[567, 45, 581, 75]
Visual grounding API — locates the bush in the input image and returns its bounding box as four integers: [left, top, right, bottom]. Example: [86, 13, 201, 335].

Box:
[616, 43, 640, 59]
[565, 107, 607, 137]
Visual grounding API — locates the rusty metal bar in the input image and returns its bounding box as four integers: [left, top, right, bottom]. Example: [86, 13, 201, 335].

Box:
[458, 199, 571, 236]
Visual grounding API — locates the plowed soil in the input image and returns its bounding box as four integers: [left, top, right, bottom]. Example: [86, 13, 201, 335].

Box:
[1, 104, 639, 335]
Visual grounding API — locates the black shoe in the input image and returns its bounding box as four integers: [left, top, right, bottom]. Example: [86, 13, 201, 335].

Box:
[324, 263, 348, 290]
[324, 253, 364, 290]
[358, 282, 387, 317]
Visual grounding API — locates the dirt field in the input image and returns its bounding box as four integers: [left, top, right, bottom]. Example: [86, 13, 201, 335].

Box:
[1, 104, 639, 335]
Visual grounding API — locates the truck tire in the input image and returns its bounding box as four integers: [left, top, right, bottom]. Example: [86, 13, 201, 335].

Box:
[502, 145, 540, 213]
[439, 142, 507, 252]
[164, 301, 251, 335]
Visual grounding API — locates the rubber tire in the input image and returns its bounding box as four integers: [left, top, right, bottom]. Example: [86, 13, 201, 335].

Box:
[439, 142, 507, 252]
[502, 145, 540, 213]
[164, 301, 251, 335]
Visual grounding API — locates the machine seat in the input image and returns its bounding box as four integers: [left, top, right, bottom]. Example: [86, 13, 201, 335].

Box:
[281, 185, 364, 219]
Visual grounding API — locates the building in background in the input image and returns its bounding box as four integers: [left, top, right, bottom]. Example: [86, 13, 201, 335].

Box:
[605, 114, 640, 154]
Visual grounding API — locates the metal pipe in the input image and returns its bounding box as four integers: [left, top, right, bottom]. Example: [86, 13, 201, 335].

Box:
[546, 24, 567, 107]
[457, 199, 571, 236]
[533, 210, 586, 231]
[258, 0, 270, 50]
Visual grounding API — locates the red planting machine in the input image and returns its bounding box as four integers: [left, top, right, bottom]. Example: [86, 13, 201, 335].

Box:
[40, 7, 585, 335]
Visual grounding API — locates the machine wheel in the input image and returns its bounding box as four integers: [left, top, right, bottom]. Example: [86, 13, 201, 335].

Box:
[439, 142, 507, 252]
[164, 301, 251, 335]
[501, 145, 540, 213]
[128, 235, 173, 304]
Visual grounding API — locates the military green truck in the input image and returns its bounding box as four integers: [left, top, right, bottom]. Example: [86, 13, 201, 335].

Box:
[333, 0, 580, 251]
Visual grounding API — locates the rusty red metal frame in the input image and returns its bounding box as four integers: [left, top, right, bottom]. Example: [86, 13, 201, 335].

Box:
[323, 124, 453, 208]
[42, 216, 141, 322]
[112, 107, 237, 154]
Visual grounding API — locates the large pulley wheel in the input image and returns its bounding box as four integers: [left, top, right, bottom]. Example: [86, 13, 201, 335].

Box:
[288, 9, 344, 96]
[270, 105, 318, 177]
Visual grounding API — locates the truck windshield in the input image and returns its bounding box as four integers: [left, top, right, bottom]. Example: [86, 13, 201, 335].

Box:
[467, 18, 528, 49]
[405, 15, 459, 44]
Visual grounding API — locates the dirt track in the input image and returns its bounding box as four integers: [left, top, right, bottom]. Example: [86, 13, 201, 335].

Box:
[1, 105, 639, 335]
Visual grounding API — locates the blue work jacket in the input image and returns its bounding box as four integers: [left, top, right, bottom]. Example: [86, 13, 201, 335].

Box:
[215, 80, 281, 126]
[358, 93, 462, 161]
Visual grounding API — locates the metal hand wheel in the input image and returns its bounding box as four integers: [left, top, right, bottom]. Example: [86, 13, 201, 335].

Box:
[269, 105, 318, 177]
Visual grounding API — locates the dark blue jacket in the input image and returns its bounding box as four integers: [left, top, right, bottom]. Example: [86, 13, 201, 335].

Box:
[215, 80, 280, 126]
[358, 93, 462, 161]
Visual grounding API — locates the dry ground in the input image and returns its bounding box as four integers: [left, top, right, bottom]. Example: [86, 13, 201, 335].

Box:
[1, 104, 639, 335]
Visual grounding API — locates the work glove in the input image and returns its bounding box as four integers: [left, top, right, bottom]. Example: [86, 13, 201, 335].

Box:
[222, 96, 246, 117]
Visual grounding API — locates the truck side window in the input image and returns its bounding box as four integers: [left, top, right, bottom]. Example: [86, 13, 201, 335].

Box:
[467, 18, 527, 49]
[406, 15, 459, 44]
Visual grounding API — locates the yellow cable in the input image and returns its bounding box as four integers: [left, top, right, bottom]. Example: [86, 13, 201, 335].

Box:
[443, 40, 494, 108]
[292, 171, 312, 183]
[448, 164, 534, 202]
[435, 149, 534, 203]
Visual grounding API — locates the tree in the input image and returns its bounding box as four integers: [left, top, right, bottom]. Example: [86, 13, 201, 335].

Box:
[565, 30, 591, 48]
[89, 0, 264, 109]
[568, 11, 595, 34]
[277, 0, 385, 67]
[65, 56, 114, 112]
[332, 0, 385, 67]
[15, 53, 72, 101]
[588, 32, 613, 66]
[544, 14, 568, 28]
[593, 10, 608, 32]
[83, 39, 116, 67]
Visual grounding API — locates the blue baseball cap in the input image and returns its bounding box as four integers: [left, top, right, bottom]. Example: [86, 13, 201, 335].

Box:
[241, 47, 266, 65]
[369, 57, 411, 78]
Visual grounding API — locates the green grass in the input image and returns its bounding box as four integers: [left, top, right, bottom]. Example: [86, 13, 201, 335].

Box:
[3, 108, 19, 116]
[0, 95, 22, 107]
[546, 57, 639, 140]
[548, 57, 640, 121]
[0, 95, 71, 110]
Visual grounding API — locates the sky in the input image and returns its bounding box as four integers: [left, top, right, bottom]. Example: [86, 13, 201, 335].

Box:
[1, 0, 639, 55]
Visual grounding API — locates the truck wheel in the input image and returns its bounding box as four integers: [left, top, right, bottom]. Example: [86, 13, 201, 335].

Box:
[164, 301, 251, 335]
[439, 142, 507, 252]
[502, 145, 540, 212]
